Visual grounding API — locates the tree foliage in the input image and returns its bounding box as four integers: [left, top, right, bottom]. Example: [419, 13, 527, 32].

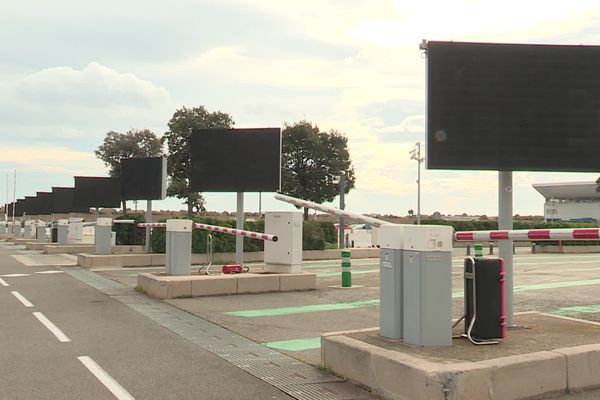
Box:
[281, 121, 356, 219]
[94, 129, 163, 213]
[162, 106, 234, 217]
[94, 129, 163, 176]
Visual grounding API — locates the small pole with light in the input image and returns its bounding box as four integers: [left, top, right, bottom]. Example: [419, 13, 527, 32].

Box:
[409, 142, 424, 225]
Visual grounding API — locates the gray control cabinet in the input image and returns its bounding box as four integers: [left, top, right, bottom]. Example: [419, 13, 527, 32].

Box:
[379, 224, 453, 346]
[36, 225, 46, 242]
[23, 223, 31, 238]
[0, 223, 5, 235]
[13, 222, 21, 237]
[165, 219, 192, 276]
[57, 219, 69, 245]
[95, 218, 112, 255]
[380, 248, 404, 339]
[403, 250, 452, 346]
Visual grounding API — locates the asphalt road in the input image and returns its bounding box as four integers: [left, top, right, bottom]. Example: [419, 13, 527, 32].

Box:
[8, 240, 600, 399]
[0, 244, 294, 400]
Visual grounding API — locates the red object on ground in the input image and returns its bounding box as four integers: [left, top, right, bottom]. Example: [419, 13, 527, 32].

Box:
[222, 265, 244, 274]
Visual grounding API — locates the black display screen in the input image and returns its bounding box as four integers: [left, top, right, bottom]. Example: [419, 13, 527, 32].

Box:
[24, 196, 37, 215]
[36, 192, 53, 215]
[120, 157, 166, 200]
[190, 128, 281, 192]
[427, 41, 600, 171]
[74, 177, 122, 208]
[52, 187, 89, 213]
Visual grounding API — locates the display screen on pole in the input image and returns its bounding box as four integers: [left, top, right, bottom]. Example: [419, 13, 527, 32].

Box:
[36, 192, 53, 215]
[15, 199, 25, 217]
[74, 177, 122, 208]
[427, 41, 600, 171]
[24, 196, 37, 215]
[120, 157, 167, 200]
[52, 187, 89, 213]
[190, 128, 281, 192]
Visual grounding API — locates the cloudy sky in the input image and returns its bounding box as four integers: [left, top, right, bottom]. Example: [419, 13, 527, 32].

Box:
[2, 0, 600, 217]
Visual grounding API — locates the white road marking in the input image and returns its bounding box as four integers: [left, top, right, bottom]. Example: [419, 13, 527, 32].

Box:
[0, 277, 8, 287]
[33, 312, 71, 343]
[35, 270, 64, 274]
[11, 291, 34, 307]
[10, 255, 39, 266]
[78, 356, 135, 400]
[0, 273, 31, 277]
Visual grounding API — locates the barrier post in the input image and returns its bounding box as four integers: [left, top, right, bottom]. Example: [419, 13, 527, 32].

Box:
[489, 243, 494, 255]
[474, 243, 483, 257]
[532, 242, 536, 254]
[341, 250, 352, 288]
[466, 243, 471, 256]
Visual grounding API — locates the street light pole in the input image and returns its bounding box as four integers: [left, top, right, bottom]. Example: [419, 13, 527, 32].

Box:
[410, 142, 424, 225]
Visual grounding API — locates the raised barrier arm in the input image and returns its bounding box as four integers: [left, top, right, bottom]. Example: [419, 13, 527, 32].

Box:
[274, 193, 392, 228]
[137, 222, 278, 242]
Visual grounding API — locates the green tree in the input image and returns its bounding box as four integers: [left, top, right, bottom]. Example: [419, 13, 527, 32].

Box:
[95, 129, 163, 213]
[162, 106, 234, 217]
[281, 120, 356, 220]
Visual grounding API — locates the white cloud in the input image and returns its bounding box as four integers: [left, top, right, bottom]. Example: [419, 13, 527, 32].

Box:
[0, 144, 104, 176]
[0, 62, 175, 141]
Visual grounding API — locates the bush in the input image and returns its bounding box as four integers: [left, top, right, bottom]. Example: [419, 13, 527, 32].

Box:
[114, 214, 146, 245]
[319, 221, 337, 244]
[149, 217, 332, 252]
[303, 221, 326, 250]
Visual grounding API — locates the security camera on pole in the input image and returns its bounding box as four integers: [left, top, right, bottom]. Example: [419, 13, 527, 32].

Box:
[409, 142, 424, 225]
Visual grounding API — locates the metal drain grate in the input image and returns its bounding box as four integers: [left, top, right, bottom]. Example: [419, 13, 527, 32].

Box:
[63, 268, 378, 400]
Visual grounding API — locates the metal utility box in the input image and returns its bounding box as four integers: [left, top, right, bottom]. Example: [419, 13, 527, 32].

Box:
[379, 224, 453, 346]
[57, 219, 69, 245]
[264, 211, 303, 273]
[165, 219, 192, 276]
[23, 221, 32, 238]
[95, 218, 112, 255]
[0, 223, 5, 235]
[36, 224, 46, 242]
[13, 222, 21, 237]
[68, 218, 84, 242]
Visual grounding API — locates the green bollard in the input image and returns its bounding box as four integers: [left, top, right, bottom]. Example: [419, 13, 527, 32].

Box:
[474, 243, 483, 257]
[341, 250, 352, 287]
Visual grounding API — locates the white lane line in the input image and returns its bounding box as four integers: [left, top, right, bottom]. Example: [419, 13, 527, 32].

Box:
[10, 255, 40, 266]
[1, 273, 30, 277]
[35, 270, 64, 274]
[11, 291, 34, 307]
[0, 277, 8, 287]
[33, 312, 71, 343]
[77, 356, 135, 400]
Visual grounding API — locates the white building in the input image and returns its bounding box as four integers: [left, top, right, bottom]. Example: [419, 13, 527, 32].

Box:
[532, 181, 600, 222]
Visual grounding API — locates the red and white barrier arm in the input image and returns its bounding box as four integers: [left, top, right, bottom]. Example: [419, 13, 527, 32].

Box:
[455, 228, 600, 242]
[138, 223, 166, 228]
[137, 222, 278, 242]
[274, 193, 392, 228]
[193, 223, 278, 242]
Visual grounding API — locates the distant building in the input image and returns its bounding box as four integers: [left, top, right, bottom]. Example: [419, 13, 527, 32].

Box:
[532, 181, 600, 222]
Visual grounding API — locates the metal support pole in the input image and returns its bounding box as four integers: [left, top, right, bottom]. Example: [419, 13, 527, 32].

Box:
[338, 175, 346, 249]
[145, 200, 152, 253]
[417, 147, 421, 225]
[12, 170, 16, 225]
[236, 192, 244, 265]
[499, 170, 515, 327]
